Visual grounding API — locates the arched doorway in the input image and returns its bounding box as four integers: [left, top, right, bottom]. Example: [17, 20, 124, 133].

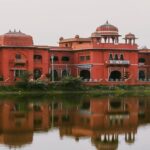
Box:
[62, 70, 69, 78]
[109, 71, 121, 81]
[34, 69, 42, 79]
[80, 70, 90, 80]
[139, 70, 145, 80]
[50, 70, 58, 81]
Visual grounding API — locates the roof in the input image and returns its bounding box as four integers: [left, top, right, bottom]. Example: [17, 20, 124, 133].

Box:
[0, 30, 33, 46]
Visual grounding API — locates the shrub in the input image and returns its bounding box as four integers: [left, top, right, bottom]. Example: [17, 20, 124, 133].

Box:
[61, 76, 82, 90]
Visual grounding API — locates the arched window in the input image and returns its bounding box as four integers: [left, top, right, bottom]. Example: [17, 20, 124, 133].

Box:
[114, 54, 118, 60]
[120, 54, 124, 60]
[109, 54, 113, 60]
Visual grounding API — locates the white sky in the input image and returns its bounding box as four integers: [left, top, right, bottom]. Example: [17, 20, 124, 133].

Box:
[0, 0, 150, 47]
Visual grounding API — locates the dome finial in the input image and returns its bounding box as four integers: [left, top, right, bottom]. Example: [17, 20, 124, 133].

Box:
[106, 20, 109, 24]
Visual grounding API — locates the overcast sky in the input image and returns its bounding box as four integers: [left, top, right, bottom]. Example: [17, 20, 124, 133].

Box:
[0, 0, 150, 47]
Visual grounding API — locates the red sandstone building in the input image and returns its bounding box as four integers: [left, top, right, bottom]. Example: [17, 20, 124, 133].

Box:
[0, 21, 149, 85]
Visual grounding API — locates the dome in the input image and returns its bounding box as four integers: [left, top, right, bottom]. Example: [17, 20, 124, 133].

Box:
[75, 35, 80, 39]
[0, 30, 33, 46]
[125, 33, 136, 39]
[96, 21, 119, 35]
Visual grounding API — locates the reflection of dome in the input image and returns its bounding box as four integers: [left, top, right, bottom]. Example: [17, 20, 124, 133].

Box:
[0, 30, 33, 46]
[96, 21, 119, 35]
[91, 136, 118, 150]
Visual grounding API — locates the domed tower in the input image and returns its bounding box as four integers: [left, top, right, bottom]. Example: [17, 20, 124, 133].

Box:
[124, 33, 137, 45]
[0, 30, 33, 46]
[91, 21, 120, 44]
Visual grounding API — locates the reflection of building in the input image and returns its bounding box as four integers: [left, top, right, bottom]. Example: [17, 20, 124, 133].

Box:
[0, 97, 150, 148]
[59, 98, 139, 150]
[0, 22, 150, 85]
[0, 102, 33, 147]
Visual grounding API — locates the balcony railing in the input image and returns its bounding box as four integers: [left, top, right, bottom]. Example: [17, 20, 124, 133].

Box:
[106, 60, 130, 65]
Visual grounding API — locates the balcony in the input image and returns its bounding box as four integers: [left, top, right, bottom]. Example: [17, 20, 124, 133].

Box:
[106, 60, 130, 66]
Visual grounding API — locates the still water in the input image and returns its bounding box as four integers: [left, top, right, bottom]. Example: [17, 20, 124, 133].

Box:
[0, 95, 149, 150]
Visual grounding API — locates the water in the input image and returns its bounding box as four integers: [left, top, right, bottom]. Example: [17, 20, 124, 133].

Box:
[0, 95, 149, 150]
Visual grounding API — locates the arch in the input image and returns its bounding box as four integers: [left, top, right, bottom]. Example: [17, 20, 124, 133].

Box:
[109, 54, 113, 60]
[114, 54, 118, 60]
[80, 70, 90, 80]
[50, 70, 59, 81]
[139, 70, 145, 80]
[120, 54, 124, 60]
[34, 69, 42, 79]
[109, 71, 121, 81]
[62, 70, 69, 78]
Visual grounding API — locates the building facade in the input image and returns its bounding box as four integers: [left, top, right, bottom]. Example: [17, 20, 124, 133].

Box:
[0, 22, 149, 85]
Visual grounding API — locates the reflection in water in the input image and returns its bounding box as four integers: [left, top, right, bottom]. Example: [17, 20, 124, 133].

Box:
[0, 97, 149, 149]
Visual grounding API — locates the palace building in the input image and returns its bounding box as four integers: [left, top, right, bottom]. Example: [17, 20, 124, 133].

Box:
[0, 21, 150, 85]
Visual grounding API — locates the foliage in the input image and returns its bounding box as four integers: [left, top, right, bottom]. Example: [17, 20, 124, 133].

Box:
[60, 76, 82, 90]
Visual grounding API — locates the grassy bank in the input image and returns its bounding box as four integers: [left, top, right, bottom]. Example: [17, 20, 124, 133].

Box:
[0, 84, 149, 97]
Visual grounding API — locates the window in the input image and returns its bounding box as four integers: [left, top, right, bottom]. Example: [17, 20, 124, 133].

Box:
[109, 54, 113, 60]
[15, 70, 26, 78]
[80, 56, 85, 61]
[120, 54, 124, 60]
[61, 56, 70, 61]
[34, 55, 42, 60]
[114, 54, 118, 60]
[138, 58, 145, 63]
[16, 54, 21, 59]
[86, 56, 90, 60]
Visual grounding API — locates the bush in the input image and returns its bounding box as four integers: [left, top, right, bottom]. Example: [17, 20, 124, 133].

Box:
[61, 76, 82, 90]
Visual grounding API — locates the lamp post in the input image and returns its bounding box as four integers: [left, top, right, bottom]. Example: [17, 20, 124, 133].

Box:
[51, 54, 54, 82]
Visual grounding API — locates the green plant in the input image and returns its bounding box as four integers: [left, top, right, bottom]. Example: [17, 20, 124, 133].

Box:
[61, 76, 82, 90]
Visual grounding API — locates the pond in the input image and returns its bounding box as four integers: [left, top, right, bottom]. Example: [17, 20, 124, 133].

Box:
[0, 95, 149, 150]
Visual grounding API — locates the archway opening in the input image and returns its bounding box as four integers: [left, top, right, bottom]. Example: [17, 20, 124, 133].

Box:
[139, 70, 145, 80]
[34, 69, 42, 80]
[109, 71, 121, 81]
[80, 70, 90, 80]
[62, 70, 69, 78]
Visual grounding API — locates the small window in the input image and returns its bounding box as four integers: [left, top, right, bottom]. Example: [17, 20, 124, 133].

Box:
[34, 55, 42, 60]
[109, 54, 113, 60]
[16, 54, 21, 59]
[86, 56, 90, 60]
[62, 56, 70, 61]
[138, 58, 145, 63]
[120, 54, 124, 60]
[114, 54, 118, 60]
[80, 56, 85, 61]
